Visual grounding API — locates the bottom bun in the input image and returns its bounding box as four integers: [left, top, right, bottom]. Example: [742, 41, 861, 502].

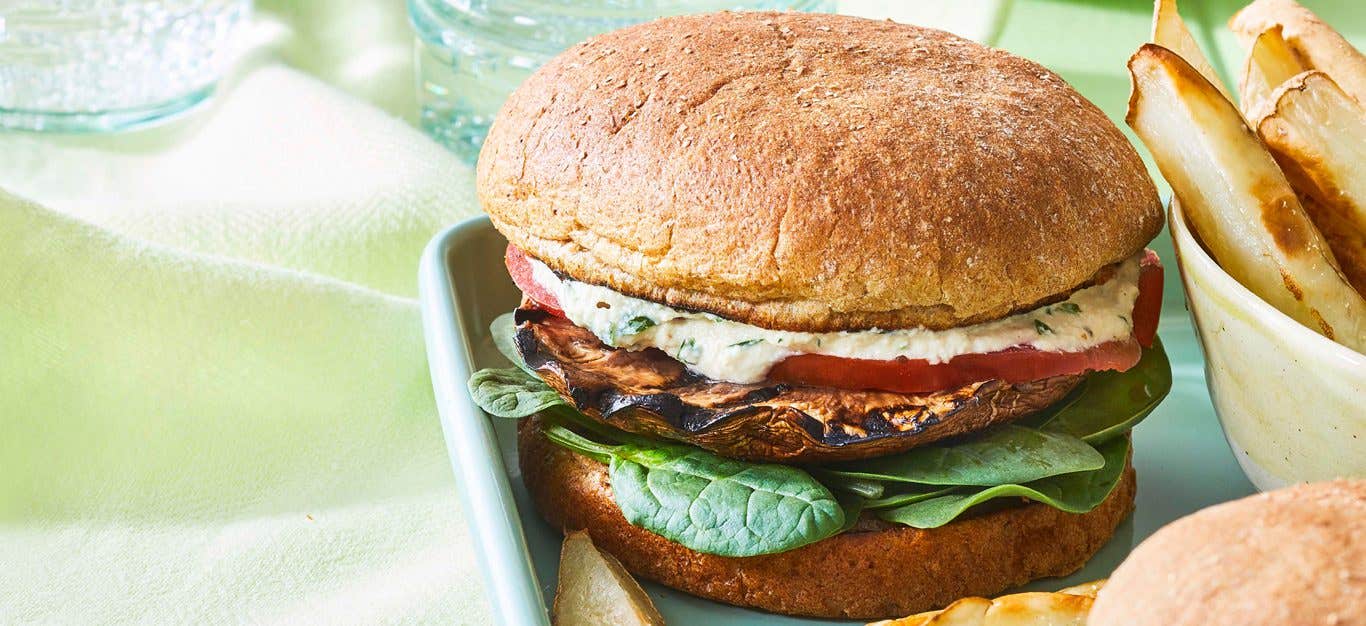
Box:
[518, 417, 1137, 620]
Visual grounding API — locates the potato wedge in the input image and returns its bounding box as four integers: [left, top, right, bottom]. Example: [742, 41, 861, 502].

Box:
[979, 592, 1092, 625]
[1057, 579, 1107, 599]
[867, 583, 1104, 626]
[553, 530, 664, 626]
[1239, 26, 1308, 123]
[1151, 0, 1232, 99]
[870, 598, 990, 626]
[1296, 194, 1366, 299]
[1126, 44, 1366, 350]
[1229, 0, 1366, 105]
[1258, 71, 1366, 296]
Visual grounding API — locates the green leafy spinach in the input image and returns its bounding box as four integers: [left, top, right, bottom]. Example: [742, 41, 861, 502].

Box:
[1035, 337, 1172, 443]
[540, 421, 845, 557]
[875, 435, 1130, 529]
[809, 469, 884, 499]
[862, 485, 956, 510]
[489, 312, 535, 375]
[467, 367, 566, 418]
[827, 425, 1105, 487]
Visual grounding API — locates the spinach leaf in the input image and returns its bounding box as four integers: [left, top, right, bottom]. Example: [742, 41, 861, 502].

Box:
[545, 404, 660, 448]
[809, 469, 884, 499]
[537, 414, 846, 557]
[609, 444, 845, 557]
[542, 422, 615, 464]
[836, 492, 867, 532]
[1039, 338, 1171, 443]
[489, 312, 535, 374]
[876, 435, 1130, 529]
[863, 485, 956, 510]
[467, 367, 566, 418]
[827, 425, 1105, 486]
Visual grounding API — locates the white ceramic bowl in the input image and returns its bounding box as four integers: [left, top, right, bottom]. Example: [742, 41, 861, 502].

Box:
[1170, 200, 1366, 491]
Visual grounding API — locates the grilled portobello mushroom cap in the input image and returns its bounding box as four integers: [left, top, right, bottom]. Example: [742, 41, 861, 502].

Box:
[515, 308, 1081, 462]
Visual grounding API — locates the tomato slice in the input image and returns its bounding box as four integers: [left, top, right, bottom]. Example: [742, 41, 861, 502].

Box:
[769, 339, 1143, 394]
[506, 245, 563, 316]
[1133, 249, 1163, 348]
[769, 256, 1164, 393]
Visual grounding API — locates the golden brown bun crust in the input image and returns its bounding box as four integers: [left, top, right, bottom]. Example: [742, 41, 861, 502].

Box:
[1090, 480, 1366, 626]
[518, 417, 1137, 619]
[478, 11, 1163, 332]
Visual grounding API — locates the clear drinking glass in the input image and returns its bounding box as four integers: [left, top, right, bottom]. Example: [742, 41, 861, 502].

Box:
[0, 0, 251, 132]
[410, 0, 834, 163]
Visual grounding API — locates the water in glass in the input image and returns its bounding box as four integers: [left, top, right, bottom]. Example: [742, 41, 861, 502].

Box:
[0, 0, 251, 131]
[409, 0, 833, 163]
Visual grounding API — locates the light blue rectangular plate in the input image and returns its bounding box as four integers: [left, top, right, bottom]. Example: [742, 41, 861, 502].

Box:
[418, 215, 1257, 625]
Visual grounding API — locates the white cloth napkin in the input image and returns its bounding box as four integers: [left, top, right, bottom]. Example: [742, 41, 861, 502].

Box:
[0, 64, 471, 297]
[0, 59, 491, 626]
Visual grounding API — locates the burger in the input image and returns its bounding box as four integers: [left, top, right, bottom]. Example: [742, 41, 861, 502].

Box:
[467, 11, 1169, 619]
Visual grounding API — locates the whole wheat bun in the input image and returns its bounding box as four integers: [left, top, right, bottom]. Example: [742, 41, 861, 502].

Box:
[519, 417, 1136, 619]
[1090, 480, 1366, 626]
[478, 11, 1162, 332]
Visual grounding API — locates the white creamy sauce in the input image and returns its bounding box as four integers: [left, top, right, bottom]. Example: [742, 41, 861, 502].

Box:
[530, 254, 1144, 384]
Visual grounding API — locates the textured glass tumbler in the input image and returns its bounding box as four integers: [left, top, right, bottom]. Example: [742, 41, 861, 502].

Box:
[410, 0, 834, 164]
[0, 0, 251, 132]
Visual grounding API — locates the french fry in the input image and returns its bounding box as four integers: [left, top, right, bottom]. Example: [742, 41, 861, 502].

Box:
[1258, 71, 1366, 296]
[1239, 26, 1308, 123]
[552, 531, 664, 626]
[1057, 579, 1107, 599]
[1151, 0, 1233, 100]
[1297, 195, 1366, 300]
[1229, 0, 1366, 105]
[1126, 44, 1366, 350]
[873, 597, 991, 626]
[978, 592, 1091, 625]
[867, 585, 1102, 626]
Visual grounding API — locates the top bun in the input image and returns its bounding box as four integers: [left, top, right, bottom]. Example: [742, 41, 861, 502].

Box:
[478, 11, 1161, 332]
[1089, 480, 1366, 626]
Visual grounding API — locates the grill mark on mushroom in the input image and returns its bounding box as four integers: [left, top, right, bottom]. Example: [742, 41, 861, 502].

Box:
[515, 308, 1081, 462]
